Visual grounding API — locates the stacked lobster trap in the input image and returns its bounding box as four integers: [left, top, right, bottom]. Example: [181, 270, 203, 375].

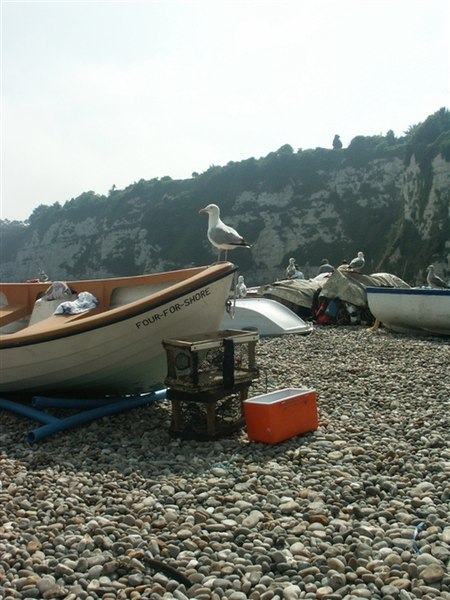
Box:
[162, 329, 259, 440]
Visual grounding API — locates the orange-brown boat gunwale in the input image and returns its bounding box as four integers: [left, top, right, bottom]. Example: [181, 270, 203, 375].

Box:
[0, 263, 237, 349]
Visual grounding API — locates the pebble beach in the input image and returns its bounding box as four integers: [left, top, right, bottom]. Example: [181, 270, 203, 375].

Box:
[0, 327, 449, 600]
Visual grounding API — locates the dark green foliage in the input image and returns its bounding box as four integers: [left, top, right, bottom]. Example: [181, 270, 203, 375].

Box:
[381, 219, 424, 279]
[435, 130, 450, 161]
[405, 107, 450, 167]
[62, 192, 105, 222]
[0, 220, 28, 262]
[344, 134, 405, 168]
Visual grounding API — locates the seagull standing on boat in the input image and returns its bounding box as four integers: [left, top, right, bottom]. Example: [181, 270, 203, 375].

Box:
[199, 203, 252, 261]
[426, 265, 449, 288]
[348, 251, 365, 272]
[235, 275, 248, 298]
[286, 258, 298, 278]
[285, 258, 304, 280]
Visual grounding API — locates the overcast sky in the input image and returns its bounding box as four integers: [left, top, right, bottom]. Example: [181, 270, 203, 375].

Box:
[1, 0, 449, 222]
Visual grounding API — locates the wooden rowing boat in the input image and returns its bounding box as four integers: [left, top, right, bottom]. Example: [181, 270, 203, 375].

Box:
[0, 263, 237, 395]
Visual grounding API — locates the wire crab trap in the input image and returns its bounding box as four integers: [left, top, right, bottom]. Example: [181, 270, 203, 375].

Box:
[162, 330, 259, 439]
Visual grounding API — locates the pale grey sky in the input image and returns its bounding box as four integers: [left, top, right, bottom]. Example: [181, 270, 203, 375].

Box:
[1, 0, 449, 221]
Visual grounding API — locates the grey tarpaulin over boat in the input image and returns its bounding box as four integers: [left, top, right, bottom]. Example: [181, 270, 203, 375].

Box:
[257, 270, 409, 314]
[258, 277, 325, 310]
[319, 270, 410, 307]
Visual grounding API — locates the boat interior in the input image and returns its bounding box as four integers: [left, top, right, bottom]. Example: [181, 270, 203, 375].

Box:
[0, 264, 231, 338]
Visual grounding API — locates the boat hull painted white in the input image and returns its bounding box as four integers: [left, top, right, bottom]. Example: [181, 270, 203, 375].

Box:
[367, 287, 450, 336]
[0, 271, 235, 395]
[221, 297, 313, 336]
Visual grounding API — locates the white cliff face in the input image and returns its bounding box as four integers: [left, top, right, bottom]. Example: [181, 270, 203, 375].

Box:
[235, 187, 294, 209]
[331, 158, 402, 204]
[253, 212, 285, 268]
[404, 155, 450, 238]
[12, 218, 163, 281]
[403, 155, 450, 235]
[422, 156, 449, 241]
[233, 158, 405, 271]
[399, 154, 450, 271]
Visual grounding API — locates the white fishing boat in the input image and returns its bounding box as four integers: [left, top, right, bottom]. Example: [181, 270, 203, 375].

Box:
[221, 297, 313, 336]
[366, 286, 450, 337]
[0, 263, 237, 395]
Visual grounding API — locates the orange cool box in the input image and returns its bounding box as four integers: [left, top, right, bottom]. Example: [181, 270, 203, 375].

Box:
[243, 387, 318, 444]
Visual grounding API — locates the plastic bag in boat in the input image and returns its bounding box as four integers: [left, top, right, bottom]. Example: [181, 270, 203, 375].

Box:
[54, 291, 99, 315]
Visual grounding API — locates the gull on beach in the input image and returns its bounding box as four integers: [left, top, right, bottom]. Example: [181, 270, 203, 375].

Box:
[199, 203, 251, 261]
[348, 251, 365, 272]
[426, 265, 449, 289]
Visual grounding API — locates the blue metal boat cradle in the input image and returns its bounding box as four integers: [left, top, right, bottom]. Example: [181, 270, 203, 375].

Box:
[0, 389, 167, 444]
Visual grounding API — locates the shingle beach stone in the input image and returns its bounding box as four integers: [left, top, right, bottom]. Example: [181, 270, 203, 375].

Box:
[0, 327, 449, 599]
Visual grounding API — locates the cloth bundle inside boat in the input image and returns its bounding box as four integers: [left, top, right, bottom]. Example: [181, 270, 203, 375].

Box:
[41, 281, 73, 300]
[54, 291, 99, 315]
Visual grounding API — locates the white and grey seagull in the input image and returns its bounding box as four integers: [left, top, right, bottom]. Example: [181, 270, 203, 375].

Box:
[286, 258, 298, 278]
[426, 265, 449, 289]
[199, 203, 251, 261]
[348, 251, 365, 272]
[235, 275, 248, 298]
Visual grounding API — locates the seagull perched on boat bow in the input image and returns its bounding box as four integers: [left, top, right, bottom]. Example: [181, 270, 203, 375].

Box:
[199, 203, 252, 261]
[426, 265, 449, 288]
[348, 251, 365, 272]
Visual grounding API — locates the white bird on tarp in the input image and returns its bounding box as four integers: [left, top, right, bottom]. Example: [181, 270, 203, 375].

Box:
[199, 203, 252, 261]
[348, 251, 365, 272]
[285, 257, 305, 280]
[286, 258, 298, 278]
[426, 265, 449, 289]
